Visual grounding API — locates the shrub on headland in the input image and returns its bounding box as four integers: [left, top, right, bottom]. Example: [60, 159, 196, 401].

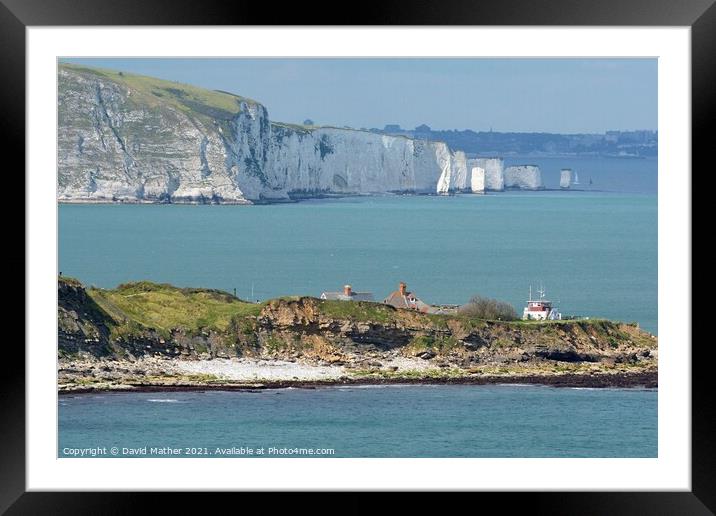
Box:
[458, 295, 518, 321]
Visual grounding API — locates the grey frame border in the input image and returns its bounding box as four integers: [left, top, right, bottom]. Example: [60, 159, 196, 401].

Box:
[4, 0, 709, 512]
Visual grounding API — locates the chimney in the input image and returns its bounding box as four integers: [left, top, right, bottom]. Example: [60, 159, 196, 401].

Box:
[343, 285, 352, 297]
[399, 282, 407, 295]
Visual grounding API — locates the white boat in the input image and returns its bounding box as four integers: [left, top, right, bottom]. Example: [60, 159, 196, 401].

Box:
[522, 285, 562, 320]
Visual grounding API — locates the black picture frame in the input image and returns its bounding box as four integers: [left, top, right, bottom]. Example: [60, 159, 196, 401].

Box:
[4, 0, 708, 512]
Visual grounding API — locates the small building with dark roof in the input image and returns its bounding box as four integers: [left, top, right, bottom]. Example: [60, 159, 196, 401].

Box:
[383, 282, 432, 313]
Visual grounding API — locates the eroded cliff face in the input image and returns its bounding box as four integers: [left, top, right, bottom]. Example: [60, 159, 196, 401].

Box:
[560, 168, 573, 189]
[256, 297, 656, 365]
[58, 66, 251, 203]
[470, 167, 486, 193]
[58, 65, 470, 203]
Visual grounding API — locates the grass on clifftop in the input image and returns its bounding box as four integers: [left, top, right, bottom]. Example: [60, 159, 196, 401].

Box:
[59, 62, 255, 123]
[318, 299, 399, 324]
[87, 281, 263, 333]
[314, 297, 652, 347]
[316, 299, 497, 329]
[59, 63, 428, 139]
[64, 278, 652, 348]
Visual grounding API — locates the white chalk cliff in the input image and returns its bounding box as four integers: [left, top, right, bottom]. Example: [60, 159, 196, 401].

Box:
[468, 158, 505, 191]
[58, 65, 546, 203]
[470, 167, 486, 193]
[58, 65, 474, 204]
[504, 165, 544, 190]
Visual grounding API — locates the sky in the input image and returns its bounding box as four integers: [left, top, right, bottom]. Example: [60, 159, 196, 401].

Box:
[62, 58, 657, 134]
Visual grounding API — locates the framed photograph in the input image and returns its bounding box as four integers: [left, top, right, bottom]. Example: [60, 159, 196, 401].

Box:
[6, 0, 709, 511]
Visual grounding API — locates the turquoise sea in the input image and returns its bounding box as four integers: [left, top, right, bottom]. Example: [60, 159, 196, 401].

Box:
[58, 156, 657, 458]
[59, 193, 657, 333]
[58, 385, 657, 458]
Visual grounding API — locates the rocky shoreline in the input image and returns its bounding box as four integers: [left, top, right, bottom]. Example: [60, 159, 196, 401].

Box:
[58, 355, 657, 394]
[57, 189, 594, 207]
[59, 370, 658, 395]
